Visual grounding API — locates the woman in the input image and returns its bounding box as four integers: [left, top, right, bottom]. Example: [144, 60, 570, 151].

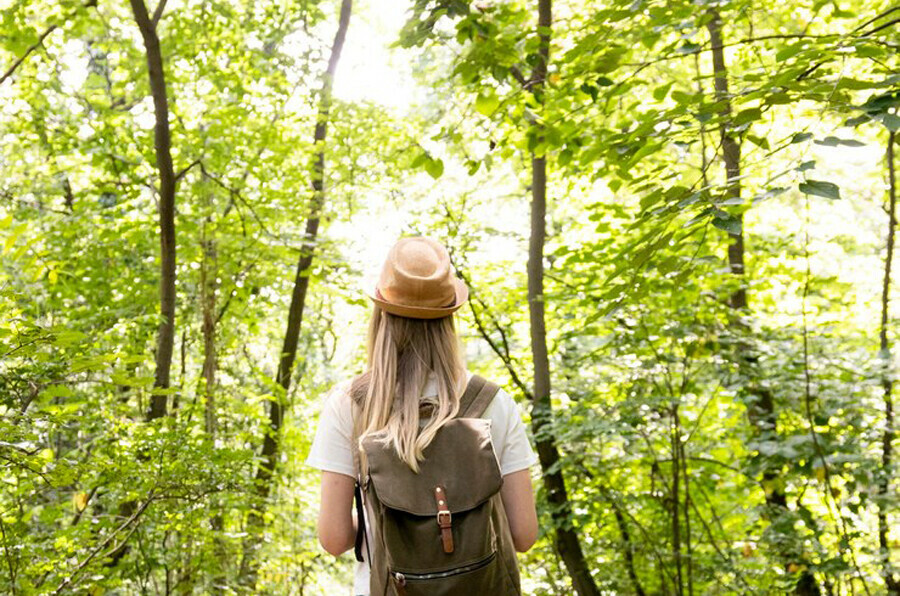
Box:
[306, 236, 538, 595]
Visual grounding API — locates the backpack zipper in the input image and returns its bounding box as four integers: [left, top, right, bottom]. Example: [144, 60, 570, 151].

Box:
[392, 550, 496, 584]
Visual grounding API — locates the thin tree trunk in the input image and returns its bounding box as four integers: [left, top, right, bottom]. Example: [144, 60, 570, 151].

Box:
[681, 419, 693, 596]
[129, 0, 177, 421]
[706, 10, 819, 595]
[879, 130, 900, 596]
[199, 209, 227, 592]
[611, 504, 646, 596]
[238, 0, 352, 585]
[671, 405, 683, 596]
[705, 10, 745, 309]
[104, 0, 177, 569]
[200, 214, 218, 435]
[526, 1, 600, 594]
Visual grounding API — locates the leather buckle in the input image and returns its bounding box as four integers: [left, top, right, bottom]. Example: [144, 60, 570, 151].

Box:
[437, 510, 452, 527]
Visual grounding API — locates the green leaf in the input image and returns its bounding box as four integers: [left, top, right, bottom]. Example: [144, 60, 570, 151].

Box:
[861, 91, 900, 113]
[734, 108, 762, 127]
[676, 42, 702, 55]
[855, 44, 886, 59]
[424, 157, 444, 179]
[111, 372, 154, 387]
[712, 213, 742, 235]
[766, 92, 793, 105]
[579, 83, 598, 102]
[40, 385, 73, 399]
[671, 90, 694, 105]
[474, 92, 499, 116]
[776, 43, 806, 62]
[799, 180, 840, 200]
[814, 136, 865, 147]
[746, 134, 770, 150]
[410, 151, 428, 168]
[845, 115, 870, 127]
[883, 113, 900, 132]
[752, 187, 788, 203]
[791, 132, 813, 144]
[653, 82, 673, 101]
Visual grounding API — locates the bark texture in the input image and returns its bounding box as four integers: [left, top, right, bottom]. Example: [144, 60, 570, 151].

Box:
[526, 1, 600, 594]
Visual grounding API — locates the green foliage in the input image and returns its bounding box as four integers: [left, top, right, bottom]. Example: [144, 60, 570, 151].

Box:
[2, 0, 900, 594]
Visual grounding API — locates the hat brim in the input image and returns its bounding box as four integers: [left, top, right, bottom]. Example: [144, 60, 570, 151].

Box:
[366, 277, 469, 320]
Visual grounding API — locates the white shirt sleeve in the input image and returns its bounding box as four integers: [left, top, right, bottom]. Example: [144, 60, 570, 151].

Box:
[305, 380, 356, 478]
[306, 378, 538, 479]
[485, 387, 539, 476]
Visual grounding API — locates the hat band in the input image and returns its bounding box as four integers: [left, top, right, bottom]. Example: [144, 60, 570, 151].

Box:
[375, 287, 457, 309]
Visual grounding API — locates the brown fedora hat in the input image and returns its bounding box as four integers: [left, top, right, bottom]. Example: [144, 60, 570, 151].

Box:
[366, 236, 468, 319]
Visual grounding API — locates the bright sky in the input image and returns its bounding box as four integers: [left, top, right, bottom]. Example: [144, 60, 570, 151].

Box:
[332, 0, 419, 111]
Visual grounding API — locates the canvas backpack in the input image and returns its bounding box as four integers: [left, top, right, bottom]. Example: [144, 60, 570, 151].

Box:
[350, 374, 522, 596]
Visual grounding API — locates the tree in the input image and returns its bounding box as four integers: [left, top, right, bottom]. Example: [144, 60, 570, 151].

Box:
[239, 0, 353, 586]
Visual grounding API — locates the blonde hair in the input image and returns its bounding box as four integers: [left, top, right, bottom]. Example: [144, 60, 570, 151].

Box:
[354, 306, 466, 472]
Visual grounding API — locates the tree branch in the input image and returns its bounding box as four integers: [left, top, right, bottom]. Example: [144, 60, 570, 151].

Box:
[853, 6, 900, 33]
[151, 0, 168, 26]
[51, 495, 154, 595]
[860, 17, 900, 38]
[0, 0, 98, 86]
[174, 158, 202, 182]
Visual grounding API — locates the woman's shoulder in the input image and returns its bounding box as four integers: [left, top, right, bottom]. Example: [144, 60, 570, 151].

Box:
[323, 372, 367, 403]
[318, 378, 357, 419]
[483, 383, 518, 418]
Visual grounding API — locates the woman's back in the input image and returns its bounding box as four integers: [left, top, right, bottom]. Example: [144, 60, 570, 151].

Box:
[306, 236, 538, 596]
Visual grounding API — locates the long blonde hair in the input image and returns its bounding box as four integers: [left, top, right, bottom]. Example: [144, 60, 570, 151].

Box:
[354, 306, 466, 472]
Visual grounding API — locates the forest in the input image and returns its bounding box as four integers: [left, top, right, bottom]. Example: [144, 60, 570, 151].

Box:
[2, 0, 900, 593]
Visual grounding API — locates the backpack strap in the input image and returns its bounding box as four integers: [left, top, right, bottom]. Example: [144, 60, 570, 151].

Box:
[456, 374, 501, 419]
[348, 375, 369, 564]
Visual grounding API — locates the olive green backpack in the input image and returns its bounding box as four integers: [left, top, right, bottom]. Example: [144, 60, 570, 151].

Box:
[350, 374, 521, 596]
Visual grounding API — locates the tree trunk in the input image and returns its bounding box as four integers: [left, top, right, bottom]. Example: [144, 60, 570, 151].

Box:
[238, 0, 352, 586]
[200, 215, 218, 435]
[198, 209, 228, 592]
[526, 1, 600, 594]
[671, 405, 684, 596]
[879, 130, 900, 595]
[129, 0, 177, 421]
[706, 10, 819, 595]
[103, 0, 177, 569]
[612, 502, 646, 596]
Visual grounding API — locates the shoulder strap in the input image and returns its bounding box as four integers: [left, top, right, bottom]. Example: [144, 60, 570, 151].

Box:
[456, 374, 501, 419]
[350, 399, 362, 479]
[348, 373, 369, 479]
[350, 373, 502, 465]
[348, 377, 368, 564]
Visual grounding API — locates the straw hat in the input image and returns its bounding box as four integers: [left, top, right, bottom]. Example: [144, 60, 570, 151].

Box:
[366, 236, 468, 319]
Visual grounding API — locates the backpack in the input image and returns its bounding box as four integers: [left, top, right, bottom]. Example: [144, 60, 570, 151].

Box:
[350, 374, 522, 596]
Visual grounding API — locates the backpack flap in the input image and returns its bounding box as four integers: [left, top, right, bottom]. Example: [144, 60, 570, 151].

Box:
[362, 418, 502, 517]
[360, 406, 520, 595]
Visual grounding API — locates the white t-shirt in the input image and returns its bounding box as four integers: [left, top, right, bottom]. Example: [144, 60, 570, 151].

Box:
[305, 372, 538, 595]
